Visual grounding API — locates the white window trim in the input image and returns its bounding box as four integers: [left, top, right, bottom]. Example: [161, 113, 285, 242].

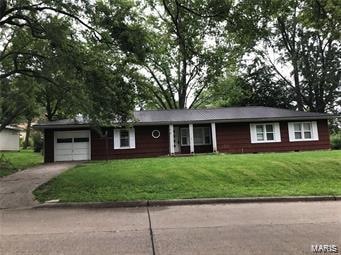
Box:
[113, 128, 136, 149]
[250, 123, 281, 144]
[180, 127, 211, 146]
[288, 121, 319, 142]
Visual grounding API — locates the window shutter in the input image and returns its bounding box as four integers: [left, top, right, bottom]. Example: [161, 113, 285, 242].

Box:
[274, 123, 282, 142]
[129, 128, 136, 149]
[249, 124, 257, 143]
[312, 121, 319, 141]
[113, 129, 120, 149]
[288, 123, 295, 142]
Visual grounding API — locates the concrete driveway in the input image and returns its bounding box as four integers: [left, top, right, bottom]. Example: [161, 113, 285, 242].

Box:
[0, 163, 76, 209]
[1, 201, 340, 255]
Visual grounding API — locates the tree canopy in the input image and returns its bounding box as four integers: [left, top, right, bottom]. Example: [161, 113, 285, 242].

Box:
[0, 0, 144, 130]
[0, 0, 340, 131]
[234, 0, 341, 113]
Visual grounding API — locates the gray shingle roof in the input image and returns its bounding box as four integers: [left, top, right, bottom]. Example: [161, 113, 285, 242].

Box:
[134, 106, 334, 124]
[34, 107, 337, 129]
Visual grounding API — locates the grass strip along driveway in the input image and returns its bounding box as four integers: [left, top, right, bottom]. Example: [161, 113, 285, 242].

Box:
[0, 150, 43, 177]
[34, 150, 341, 203]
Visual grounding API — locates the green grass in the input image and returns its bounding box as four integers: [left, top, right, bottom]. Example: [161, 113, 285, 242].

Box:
[34, 150, 341, 202]
[0, 150, 43, 177]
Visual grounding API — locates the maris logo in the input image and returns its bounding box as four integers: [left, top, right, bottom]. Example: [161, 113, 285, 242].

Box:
[311, 244, 338, 253]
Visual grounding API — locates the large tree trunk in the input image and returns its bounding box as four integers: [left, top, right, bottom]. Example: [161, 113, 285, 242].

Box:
[105, 130, 109, 162]
[46, 98, 53, 121]
[292, 58, 304, 111]
[178, 57, 187, 109]
[23, 118, 32, 149]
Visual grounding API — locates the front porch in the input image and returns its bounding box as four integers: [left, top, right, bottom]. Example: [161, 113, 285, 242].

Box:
[169, 123, 217, 155]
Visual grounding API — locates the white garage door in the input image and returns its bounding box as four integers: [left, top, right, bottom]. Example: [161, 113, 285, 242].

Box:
[54, 130, 90, 162]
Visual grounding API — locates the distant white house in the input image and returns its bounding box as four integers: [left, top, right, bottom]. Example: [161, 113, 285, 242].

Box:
[0, 126, 22, 151]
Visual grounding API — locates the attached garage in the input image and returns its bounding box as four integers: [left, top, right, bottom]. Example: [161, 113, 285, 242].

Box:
[54, 130, 91, 161]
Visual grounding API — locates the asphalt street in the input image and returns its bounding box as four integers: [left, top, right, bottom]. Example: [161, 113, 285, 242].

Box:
[0, 201, 340, 255]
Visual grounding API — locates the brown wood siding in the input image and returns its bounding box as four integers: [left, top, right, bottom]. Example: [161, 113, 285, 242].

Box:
[44, 129, 54, 163]
[216, 119, 330, 153]
[43, 119, 330, 162]
[91, 125, 169, 160]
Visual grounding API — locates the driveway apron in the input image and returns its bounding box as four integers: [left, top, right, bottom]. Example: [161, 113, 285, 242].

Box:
[0, 163, 76, 209]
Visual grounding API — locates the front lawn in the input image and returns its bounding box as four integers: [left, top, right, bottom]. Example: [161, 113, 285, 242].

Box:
[34, 150, 341, 202]
[0, 150, 43, 177]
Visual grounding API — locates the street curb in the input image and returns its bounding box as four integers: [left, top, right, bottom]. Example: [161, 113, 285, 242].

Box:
[33, 196, 340, 209]
[34, 200, 148, 209]
[148, 196, 339, 206]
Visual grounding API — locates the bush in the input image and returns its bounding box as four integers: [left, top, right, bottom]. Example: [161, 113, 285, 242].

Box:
[32, 131, 43, 153]
[0, 154, 14, 173]
[331, 133, 341, 150]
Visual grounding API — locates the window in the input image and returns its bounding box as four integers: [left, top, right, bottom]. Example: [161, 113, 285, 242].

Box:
[294, 123, 302, 139]
[288, 122, 318, 142]
[250, 123, 281, 143]
[194, 127, 211, 145]
[181, 128, 189, 146]
[113, 128, 135, 149]
[256, 125, 264, 141]
[57, 138, 72, 143]
[74, 137, 89, 143]
[152, 130, 160, 139]
[120, 130, 130, 147]
[181, 127, 211, 146]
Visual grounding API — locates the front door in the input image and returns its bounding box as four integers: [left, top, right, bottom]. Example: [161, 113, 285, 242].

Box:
[173, 127, 181, 153]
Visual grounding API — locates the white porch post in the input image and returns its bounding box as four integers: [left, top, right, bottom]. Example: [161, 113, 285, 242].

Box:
[169, 124, 175, 155]
[211, 122, 217, 152]
[189, 124, 194, 154]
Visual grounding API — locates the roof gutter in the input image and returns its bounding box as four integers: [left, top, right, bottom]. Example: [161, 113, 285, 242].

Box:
[32, 115, 339, 129]
[33, 124, 92, 130]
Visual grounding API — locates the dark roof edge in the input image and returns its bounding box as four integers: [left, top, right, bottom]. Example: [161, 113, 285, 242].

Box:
[33, 115, 338, 129]
[133, 106, 332, 113]
[33, 124, 91, 130]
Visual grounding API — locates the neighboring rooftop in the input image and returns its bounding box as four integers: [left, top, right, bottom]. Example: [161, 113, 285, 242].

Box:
[34, 106, 337, 129]
[2, 126, 23, 131]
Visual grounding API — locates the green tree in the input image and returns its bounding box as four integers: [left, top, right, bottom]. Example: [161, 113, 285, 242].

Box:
[0, 0, 93, 129]
[203, 0, 340, 113]
[0, 17, 84, 129]
[1, 1, 146, 130]
[247, 0, 340, 112]
[205, 64, 294, 109]
[0, 0, 95, 79]
[132, 0, 233, 109]
[0, 76, 36, 129]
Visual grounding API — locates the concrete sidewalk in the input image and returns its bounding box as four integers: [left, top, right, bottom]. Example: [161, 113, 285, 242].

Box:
[0, 163, 76, 209]
[1, 201, 340, 255]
